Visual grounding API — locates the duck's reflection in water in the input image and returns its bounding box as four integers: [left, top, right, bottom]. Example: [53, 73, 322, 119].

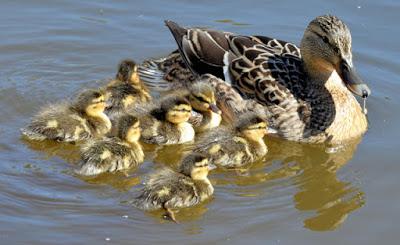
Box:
[267, 137, 365, 231]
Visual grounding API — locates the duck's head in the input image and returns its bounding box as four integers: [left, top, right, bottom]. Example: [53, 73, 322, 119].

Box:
[152, 95, 192, 124]
[73, 90, 107, 117]
[179, 153, 214, 180]
[116, 59, 140, 85]
[117, 114, 141, 143]
[188, 82, 221, 114]
[235, 112, 268, 142]
[300, 15, 371, 98]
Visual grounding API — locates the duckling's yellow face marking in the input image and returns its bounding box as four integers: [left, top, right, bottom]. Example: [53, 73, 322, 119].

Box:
[242, 122, 268, 141]
[126, 121, 141, 143]
[86, 95, 106, 116]
[166, 104, 192, 124]
[189, 91, 220, 114]
[191, 159, 210, 180]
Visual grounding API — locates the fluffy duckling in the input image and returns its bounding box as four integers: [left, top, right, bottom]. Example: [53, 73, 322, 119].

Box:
[196, 112, 268, 168]
[140, 95, 195, 145]
[105, 59, 151, 117]
[76, 114, 144, 176]
[132, 153, 214, 222]
[184, 81, 222, 132]
[21, 90, 111, 143]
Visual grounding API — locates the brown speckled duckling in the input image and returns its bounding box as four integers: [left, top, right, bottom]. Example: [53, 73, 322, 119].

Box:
[21, 89, 111, 143]
[140, 95, 194, 145]
[105, 59, 151, 118]
[196, 112, 268, 168]
[76, 114, 144, 176]
[132, 153, 214, 222]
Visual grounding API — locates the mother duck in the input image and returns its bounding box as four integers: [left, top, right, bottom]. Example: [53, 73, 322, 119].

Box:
[140, 15, 371, 144]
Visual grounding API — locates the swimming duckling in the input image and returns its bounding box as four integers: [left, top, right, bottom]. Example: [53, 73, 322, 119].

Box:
[76, 114, 144, 176]
[105, 59, 151, 117]
[21, 89, 111, 143]
[184, 81, 222, 132]
[140, 95, 195, 145]
[132, 153, 214, 222]
[196, 112, 268, 169]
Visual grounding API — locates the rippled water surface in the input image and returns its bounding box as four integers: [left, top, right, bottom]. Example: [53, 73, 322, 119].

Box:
[1, 0, 399, 244]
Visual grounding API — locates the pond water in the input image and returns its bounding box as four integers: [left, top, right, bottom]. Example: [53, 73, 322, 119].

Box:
[1, 0, 399, 244]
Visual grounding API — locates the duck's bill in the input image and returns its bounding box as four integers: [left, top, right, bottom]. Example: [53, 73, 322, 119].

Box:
[209, 103, 221, 114]
[340, 61, 371, 98]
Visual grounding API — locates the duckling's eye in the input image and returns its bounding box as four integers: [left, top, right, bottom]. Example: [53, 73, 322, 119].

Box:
[194, 95, 209, 104]
[322, 36, 329, 44]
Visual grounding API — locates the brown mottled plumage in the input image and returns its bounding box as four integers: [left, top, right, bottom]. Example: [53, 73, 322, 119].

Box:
[105, 59, 151, 118]
[132, 153, 214, 222]
[76, 115, 144, 176]
[195, 112, 268, 168]
[140, 15, 371, 144]
[139, 95, 195, 145]
[21, 90, 111, 143]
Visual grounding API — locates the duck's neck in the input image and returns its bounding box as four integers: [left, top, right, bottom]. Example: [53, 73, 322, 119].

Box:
[126, 141, 144, 162]
[177, 122, 195, 143]
[196, 110, 222, 131]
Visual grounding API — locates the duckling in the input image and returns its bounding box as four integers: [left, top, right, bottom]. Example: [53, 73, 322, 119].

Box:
[76, 114, 144, 176]
[21, 89, 111, 143]
[132, 153, 214, 222]
[184, 81, 222, 133]
[105, 59, 151, 117]
[196, 112, 268, 168]
[140, 95, 195, 145]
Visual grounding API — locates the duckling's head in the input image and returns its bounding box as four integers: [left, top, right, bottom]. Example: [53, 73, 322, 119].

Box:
[73, 89, 106, 117]
[152, 95, 192, 124]
[188, 82, 221, 114]
[300, 15, 370, 98]
[117, 115, 141, 143]
[116, 59, 140, 85]
[179, 153, 213, 180]
[235, 112, 268, 142]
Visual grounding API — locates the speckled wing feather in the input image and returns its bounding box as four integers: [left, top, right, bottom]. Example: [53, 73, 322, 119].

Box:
[164, 22, 327, 141]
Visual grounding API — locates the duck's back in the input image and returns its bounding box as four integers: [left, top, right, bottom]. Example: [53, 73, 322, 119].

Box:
[133, 168, 201, 210]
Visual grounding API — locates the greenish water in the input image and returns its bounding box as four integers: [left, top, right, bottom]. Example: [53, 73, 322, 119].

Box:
[1, 0, 399, 244]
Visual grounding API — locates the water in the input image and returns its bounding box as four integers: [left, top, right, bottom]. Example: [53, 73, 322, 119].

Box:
[1, 0, 399, 244]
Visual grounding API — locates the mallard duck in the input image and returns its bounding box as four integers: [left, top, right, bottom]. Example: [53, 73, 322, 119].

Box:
[76, 114, 144, 176]
[132, 153, 214, 222]
[140, 15, 371, 144]
[195, 112, 268, 169]
[105, 59, 151, 117]
[139, 95, 195, 145]
[21, 89, 111, 143]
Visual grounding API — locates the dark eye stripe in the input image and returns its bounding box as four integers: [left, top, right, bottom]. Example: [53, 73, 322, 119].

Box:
[194, 95, 209, 104]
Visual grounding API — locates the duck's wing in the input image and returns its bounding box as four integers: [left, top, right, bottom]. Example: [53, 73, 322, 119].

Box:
[139, 51, 196, 91]
[165, 21, 312, 139]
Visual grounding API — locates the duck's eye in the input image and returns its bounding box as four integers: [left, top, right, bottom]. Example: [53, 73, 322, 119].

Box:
[333, 46, 340, 53]
[322, 36, 329, 44]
